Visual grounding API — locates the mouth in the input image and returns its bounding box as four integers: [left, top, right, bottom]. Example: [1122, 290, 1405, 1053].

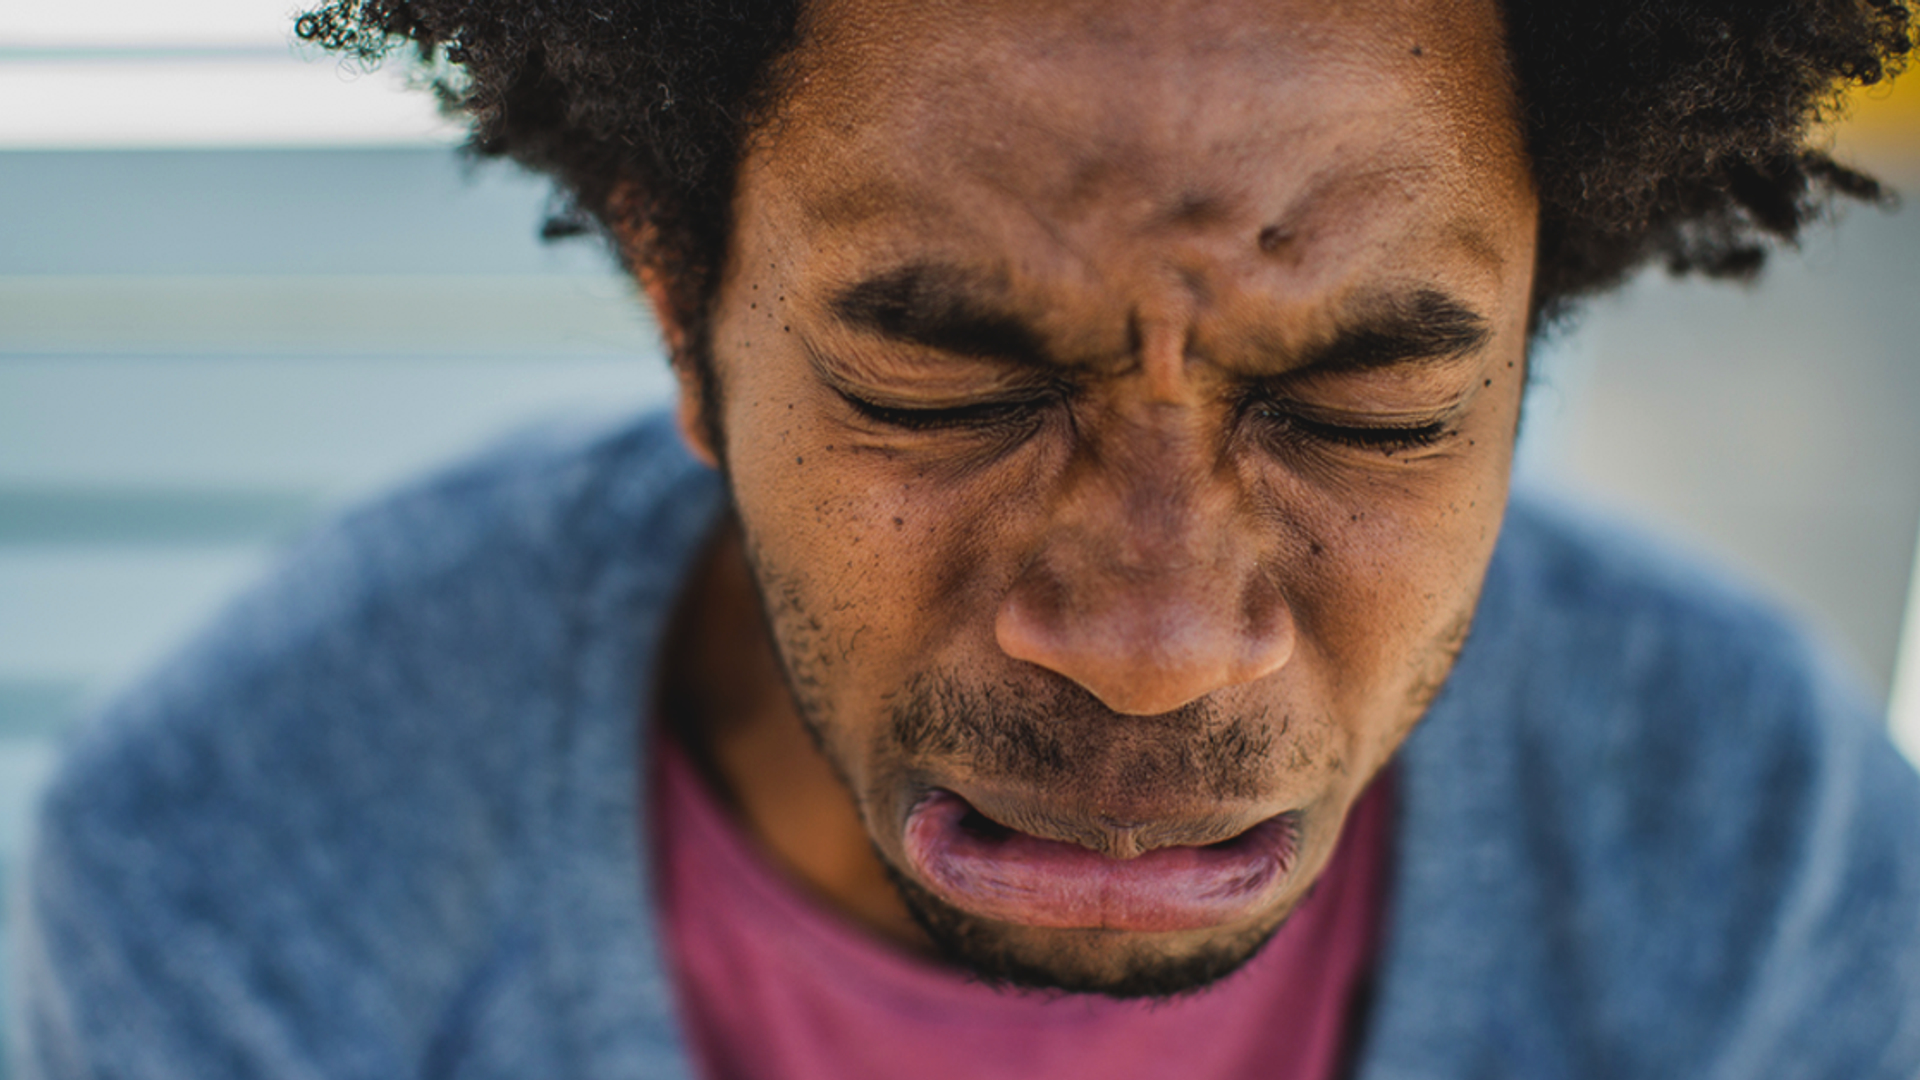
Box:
[901, 789, 1300, 933]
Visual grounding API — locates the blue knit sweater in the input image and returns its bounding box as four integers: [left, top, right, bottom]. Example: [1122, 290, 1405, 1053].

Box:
[14, 411, 1920, 1079]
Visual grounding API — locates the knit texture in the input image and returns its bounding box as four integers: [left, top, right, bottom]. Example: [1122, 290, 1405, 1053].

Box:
[13, 410, 1920, 1078]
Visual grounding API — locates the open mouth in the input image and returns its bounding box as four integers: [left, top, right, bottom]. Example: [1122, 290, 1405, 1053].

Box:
[901, 789, 1300, 933]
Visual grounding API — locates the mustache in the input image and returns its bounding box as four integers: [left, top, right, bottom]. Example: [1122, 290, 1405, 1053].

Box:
[886, 672, 1278, 800]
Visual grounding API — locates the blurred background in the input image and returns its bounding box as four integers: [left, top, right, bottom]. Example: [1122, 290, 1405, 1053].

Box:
[0, 3, 1916, 1067]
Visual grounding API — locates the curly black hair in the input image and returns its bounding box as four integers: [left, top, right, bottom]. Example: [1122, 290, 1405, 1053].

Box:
[296, 0, 1913, 345]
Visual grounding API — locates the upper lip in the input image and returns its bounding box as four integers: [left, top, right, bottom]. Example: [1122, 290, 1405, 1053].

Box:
[928, 782, 1286, 860]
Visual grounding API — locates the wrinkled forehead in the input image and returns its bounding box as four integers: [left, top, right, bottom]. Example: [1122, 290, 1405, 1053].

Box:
[750, 0, 1526, 246]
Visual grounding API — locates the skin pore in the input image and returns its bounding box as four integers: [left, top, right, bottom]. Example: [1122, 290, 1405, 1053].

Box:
[654, 0, 1539, 996]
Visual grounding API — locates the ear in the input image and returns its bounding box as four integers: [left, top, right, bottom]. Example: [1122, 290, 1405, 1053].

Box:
[635, 258, 688, 359]
[633, 262, 722, 470]
[671, 359, 721, 471]
[612, 183, 720, 469]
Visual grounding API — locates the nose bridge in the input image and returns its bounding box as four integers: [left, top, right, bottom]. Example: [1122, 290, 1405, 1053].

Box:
[1094, 410, 1220, 572]
[995, 407, 1293, 716]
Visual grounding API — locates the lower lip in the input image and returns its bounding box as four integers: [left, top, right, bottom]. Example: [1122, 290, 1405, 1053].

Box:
[901, 791, 1298, 933]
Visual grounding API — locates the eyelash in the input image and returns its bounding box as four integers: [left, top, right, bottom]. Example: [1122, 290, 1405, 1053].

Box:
[838, 390, 1058, 433]
[839, 388, 1451, 455]
[1246, 400, 1451, 453]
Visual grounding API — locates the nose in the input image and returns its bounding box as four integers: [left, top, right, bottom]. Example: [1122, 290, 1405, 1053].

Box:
[992, 445, 1294, 716]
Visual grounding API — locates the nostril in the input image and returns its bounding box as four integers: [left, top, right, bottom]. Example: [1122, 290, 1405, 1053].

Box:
[1236, 571, 1295, 678]
[1241, 568, 1287, 635]
[958, 806, 1014, 842]
[993, 575, 1068, 671]
[995, 549, 1294, 715]
[999, 598, 1246, 716]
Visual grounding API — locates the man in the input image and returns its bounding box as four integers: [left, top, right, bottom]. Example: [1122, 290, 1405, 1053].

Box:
[13, 0, 1920, 1076]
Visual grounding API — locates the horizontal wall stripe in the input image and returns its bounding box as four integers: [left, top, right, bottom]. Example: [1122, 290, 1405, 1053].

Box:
[0, 353, 676, 493]
[0, 275, 662, 357]
[0, 57, 457, 149]
[0, 150, 597, 278]
[0, 679, 87, 739]
[2, 0, 299, 50]
[0, 45, 297, 62]
[0, 488, 321, 546]
[0, 548, 278, 686]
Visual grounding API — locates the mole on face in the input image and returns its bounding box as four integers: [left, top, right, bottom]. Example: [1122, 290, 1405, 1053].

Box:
[1168, 189, 1228, 226]
[703, 0, 1534, 997]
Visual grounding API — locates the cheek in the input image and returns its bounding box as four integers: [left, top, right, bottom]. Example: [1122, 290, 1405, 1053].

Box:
[723, 400, 1023, 703]
[1262, 404, 1515, 748]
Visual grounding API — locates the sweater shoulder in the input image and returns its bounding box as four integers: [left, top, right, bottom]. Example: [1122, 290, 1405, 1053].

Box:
[18, 410, 722, 1072]
[46, 408, 715, 818]
[1382, 492, 1920, 1076]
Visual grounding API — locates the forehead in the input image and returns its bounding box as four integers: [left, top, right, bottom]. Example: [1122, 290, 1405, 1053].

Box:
[742, 0, 1529, 330]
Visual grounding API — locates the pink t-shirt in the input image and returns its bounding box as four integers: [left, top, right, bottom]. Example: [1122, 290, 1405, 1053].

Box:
[654, 735, 1390, 1080]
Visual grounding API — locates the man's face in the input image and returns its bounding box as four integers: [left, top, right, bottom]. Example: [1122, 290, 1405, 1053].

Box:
[684, 0, 1536, 995]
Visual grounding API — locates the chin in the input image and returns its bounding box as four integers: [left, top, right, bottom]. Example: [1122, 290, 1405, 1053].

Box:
[881, 861, 1292, 1000]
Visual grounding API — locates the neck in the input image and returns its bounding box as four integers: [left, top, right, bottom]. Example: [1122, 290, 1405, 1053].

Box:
[656, 515, 931, 948]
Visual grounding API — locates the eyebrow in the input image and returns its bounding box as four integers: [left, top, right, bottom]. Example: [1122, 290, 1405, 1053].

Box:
[1283, 288, 1491, 375]
[829, 263, 1490, 374]
[828, 263, 1052, 368]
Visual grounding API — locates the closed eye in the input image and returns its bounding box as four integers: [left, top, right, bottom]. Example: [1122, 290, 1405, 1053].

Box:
[1285, 414, 1450, 451]
[1245, 397, 1454, 453]
[835, 388, 1060, 432]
